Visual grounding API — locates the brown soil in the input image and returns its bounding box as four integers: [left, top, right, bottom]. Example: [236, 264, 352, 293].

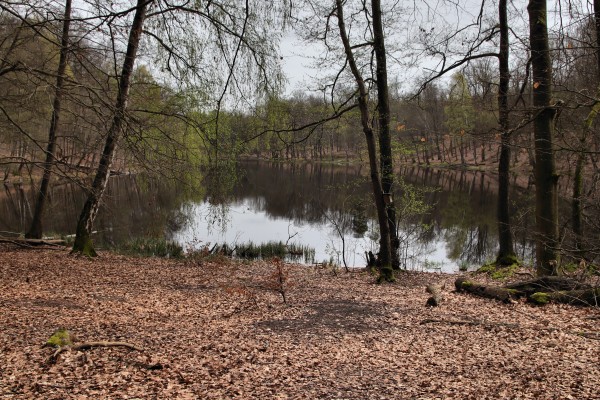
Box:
[1, 246, 599, 399]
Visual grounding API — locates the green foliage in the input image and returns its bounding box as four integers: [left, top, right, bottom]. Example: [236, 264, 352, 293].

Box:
[202, 162, 239, 204]
[444, 73, 475, 136]
[396, 176, 433, 217]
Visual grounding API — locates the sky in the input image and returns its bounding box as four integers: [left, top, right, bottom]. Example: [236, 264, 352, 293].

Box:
[277, 0, 594, 99]
[280, 31, 322, 96]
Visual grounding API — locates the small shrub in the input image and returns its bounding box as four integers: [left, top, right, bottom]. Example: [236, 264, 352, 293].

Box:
[263, 258, 291, 304]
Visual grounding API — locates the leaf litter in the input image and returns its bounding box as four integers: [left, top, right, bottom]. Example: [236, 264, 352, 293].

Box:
[0, 245, 599, 399]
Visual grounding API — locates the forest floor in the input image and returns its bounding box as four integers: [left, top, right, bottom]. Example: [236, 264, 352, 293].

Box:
[1, 245, 599, 399]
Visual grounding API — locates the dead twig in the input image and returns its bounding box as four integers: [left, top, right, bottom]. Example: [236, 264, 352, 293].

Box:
[50, 341, 143, 363]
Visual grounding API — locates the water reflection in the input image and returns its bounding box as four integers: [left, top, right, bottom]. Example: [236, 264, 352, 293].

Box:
[0, 162, 537, 272]
[178, 161, 537, 272]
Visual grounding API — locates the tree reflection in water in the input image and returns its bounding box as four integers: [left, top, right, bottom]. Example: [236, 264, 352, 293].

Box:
[0, 161, 542, 272]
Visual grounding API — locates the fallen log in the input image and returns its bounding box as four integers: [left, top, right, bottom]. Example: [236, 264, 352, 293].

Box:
[425, 284, 444, 307]
[505, 276, 591, 296]
[455, 276, 600, 308]
[0, 237, 66, 247]
[454, 277, 519, 303]
[529, 288, 600, 307]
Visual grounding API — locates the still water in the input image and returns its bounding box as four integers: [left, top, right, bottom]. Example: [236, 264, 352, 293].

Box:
[0, 161, 536, 272]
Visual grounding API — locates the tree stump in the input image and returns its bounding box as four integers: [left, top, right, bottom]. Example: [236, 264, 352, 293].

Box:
[425, 284, 444, 307]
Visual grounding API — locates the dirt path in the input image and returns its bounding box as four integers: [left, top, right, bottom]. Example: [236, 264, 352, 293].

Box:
[1, 246, 599, 399]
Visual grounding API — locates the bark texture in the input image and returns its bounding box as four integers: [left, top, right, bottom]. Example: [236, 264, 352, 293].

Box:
[528, 0, 560, 275]
[371, 0, 400, 270]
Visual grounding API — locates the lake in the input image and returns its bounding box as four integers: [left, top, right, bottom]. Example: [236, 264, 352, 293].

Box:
[0, 161, 536, 272]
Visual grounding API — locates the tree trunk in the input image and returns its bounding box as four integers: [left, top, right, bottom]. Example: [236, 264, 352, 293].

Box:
[25, 0, 72, 239]
[571, 0, 600, 255]
[572, 150, 585, 252]
[335, 0, 393, 282]
[372, 0, 400, 271]
[596, 0, 600, 80]
[528, 0, 560, 276]
[72, 0, 149, 256]
[495, 0, 516, 265]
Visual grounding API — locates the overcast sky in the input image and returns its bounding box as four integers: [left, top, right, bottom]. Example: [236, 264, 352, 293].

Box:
[277, 0, 593, 98]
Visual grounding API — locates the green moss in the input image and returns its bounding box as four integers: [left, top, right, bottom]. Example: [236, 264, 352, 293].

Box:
[563, 262, 599, 275]
[476, 262, 519, 280]
[71, 236, 98, 257]
[377, 266, 396, 283]
[46, 328, 73, 347]
[459, 280, 474, 289]
[476, 264, 495, 274]
[530, 292, 550, 305]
